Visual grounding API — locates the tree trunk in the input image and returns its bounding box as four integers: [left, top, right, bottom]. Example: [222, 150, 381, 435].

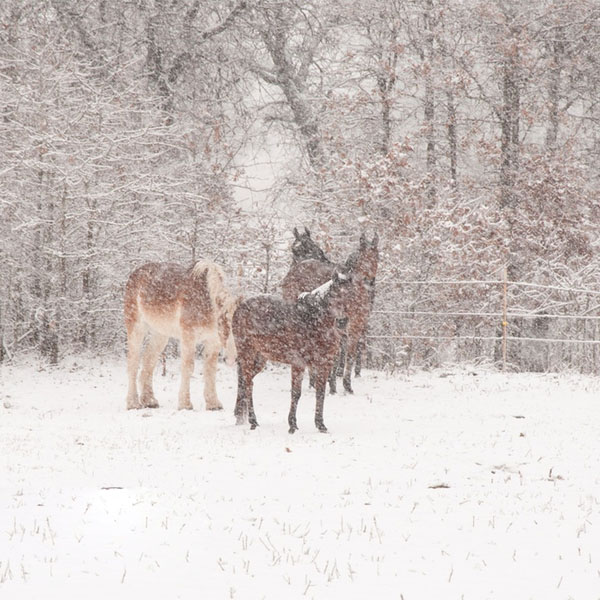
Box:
[446, 90, 457, 188]
[545, 33, 564, 152]
[424, 0, 436, 205]
[261, 18, 324, 171]
[500, 52, 520, 209]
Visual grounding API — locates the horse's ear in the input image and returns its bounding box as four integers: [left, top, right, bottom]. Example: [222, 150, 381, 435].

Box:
[359, 233, 367, 249]
[293, 227, 300, 239]
[371, 232, 379, 248]
[304, 226, 311, 237]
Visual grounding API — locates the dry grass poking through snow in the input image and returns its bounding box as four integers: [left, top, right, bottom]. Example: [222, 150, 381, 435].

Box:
[1, 358, 600, 599]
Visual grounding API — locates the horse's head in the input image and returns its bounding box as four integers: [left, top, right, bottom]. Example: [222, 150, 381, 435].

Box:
[298, 270, 354, 319]
[291, 227, 329, 263]
[327, 270, 355, 318]
[217, 294, 241, 366]
[345, 232, 379, 291]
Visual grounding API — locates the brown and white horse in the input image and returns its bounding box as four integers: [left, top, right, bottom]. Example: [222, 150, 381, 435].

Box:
[124, 260, 238, 411]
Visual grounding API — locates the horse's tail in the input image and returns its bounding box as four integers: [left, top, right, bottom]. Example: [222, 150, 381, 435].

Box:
[192, 260, 238, 363]
[123, 267, 144, 329]
[192, 260, 227, 309]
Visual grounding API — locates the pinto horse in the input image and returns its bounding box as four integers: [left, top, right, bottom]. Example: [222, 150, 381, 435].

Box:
[233, 271, 355, 433]
[124, 260, 238, 411]
[282, 232, 379, 393]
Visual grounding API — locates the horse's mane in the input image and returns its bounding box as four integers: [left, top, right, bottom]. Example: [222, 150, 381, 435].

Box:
[192, 260, 236, 314]
[343, 236, 379, 275]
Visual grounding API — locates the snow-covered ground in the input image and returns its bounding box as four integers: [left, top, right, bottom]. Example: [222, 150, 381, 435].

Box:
[1, 357, 600, 599]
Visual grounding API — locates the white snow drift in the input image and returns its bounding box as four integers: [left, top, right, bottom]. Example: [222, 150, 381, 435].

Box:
[1, 358, 599, 599]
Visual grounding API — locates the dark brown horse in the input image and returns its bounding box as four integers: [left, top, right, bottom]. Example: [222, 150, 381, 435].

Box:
[233, 271, 355, 433]
[124, 261, 238, 411]
[282, 232, 379, 393]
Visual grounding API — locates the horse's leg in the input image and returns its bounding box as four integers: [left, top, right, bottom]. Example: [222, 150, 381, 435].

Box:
[247, 355, 265, 430]
[308, 368, 315, 389]
[343, 321, 365, 394]
[246, 372, 258, 430]
[139, 332, 168, 408]
[329, 320, 347, 394]
[235, 353, 263, 428]
[314, 369, 328, 433]
[328, 364, 337, 395]
[354, 337, 364, 377]
[125, 321, 145, 409]
[336, 333, 347, 377]
[178, 334, 196, 410]
[234, 361, 248, 425]
[203, 341, 222, 410]
[288, 366, 304, 434]
[342, 336, 358, 394]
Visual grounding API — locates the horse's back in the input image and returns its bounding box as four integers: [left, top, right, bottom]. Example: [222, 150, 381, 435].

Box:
[234, 295, 316, 345]
[126, 262, 189, 306]
[233, 292, 343, 371]
[234, 295, 290, 335]
[125, 262, 216, 339]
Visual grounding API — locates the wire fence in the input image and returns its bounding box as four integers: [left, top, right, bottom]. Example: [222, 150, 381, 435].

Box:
[365, 275, 600, 373]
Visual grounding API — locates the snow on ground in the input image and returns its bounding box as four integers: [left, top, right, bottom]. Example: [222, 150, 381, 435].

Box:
[1, 357, 600, 599]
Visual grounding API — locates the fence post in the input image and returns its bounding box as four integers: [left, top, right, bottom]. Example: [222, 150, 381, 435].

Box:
[502, 266, 508, 371]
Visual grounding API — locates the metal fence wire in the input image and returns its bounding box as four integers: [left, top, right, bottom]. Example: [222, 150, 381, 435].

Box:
[365, 273, 600, 374]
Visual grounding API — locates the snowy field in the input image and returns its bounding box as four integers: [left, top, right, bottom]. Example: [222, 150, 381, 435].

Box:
[1, 357, 600, 600]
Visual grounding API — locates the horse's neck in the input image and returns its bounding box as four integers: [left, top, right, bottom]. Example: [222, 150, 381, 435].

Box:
[318, 294, 339, 323]
[297, 294, 336, 326]
[321, 295, 341, 328]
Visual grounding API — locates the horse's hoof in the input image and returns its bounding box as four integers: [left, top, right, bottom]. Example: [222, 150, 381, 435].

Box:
[250, 423, 258, 430]
[178, 404, 194, 411]
[288, 426, 297, 434]
[207, 405, 223, 411]
[235, 415, 246, 425]
[316, 423, 328, 433]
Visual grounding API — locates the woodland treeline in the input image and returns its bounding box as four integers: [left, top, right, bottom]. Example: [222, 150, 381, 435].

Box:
[2, 0, 600, 372]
